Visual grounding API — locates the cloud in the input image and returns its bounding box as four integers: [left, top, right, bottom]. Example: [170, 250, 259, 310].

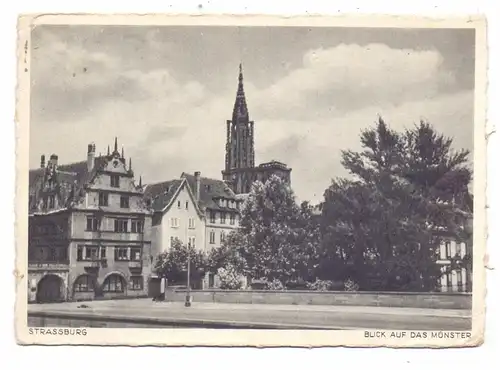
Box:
[248, 43, 457, 120]
[30, 35, 474, 204]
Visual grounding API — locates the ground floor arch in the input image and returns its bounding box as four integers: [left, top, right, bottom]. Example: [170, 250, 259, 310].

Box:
[102, 272, 127, 294]
[36, 274, 65, 303]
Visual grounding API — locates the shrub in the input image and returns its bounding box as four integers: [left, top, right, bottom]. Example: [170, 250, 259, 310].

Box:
[217, 265, 244, 290]
[264, 279, 286, 291]
[306, 279, 335, 291]
[344, 278, 360, 292]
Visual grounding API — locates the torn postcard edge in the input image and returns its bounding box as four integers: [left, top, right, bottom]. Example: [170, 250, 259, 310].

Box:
[15, 13, 487, 347]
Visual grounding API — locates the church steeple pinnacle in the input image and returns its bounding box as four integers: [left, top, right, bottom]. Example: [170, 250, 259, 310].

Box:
[233, 63, 248, 120]
[224, 64, 255, 173]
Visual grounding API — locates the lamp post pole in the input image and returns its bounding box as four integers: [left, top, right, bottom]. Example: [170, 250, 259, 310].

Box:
[185, 221, 191, 307]
[185, 249, 191, 307]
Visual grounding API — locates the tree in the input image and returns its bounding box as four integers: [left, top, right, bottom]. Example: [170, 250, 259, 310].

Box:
[321, 118, 472, 291]
[206, 231, 248, 275]
[154, 238, 208, 287]
[226, 175, 321, 287]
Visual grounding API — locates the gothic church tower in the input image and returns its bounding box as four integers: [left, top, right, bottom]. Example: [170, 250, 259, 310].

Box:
[222, 64, 291, 194]
[225, 64, 255, 171]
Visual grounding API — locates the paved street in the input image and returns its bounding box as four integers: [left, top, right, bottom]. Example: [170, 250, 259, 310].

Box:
[28, 299, 472, 330]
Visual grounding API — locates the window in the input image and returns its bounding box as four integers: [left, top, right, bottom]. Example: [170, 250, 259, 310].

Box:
[446, 272, 453, 288]
[130, 248, 141, 261]
[456, 243, 462, 257]
[457, 270, 463, 290]
[170, 218, 179, 228]
[177, 200, 181, 209]
[220, 231, 225, 244]
[230, 214, 236, 225]
[170, 236, 175, 247]
[77, 246, 83, 261]
[220, 212, 226, 224]
[209, 231, 215, 244]
[85, 246, 99, 261]
[114, 247, 128, 261]
[130, 276, 143, 290]
[59, 247, 68, 261]
[114, 219, 128, 233]
[99, 192, 109, 206]
[74, 275, 94, 292]
[86, 216, 100, 231]
[188, 218, 195, 229]
[101, 247, 106, 259]
[185, 201, 189, 210]
[131, 220, 144, 233]
[48, 195, 55, 209]
[102, 274, 124, 293]
[120, 196, 129, 208]
[188, 236, 196, 248]
[49, 247, 57, 261]
[445, 241, 452, 259]
[110, 175, 120, 188]
[210, 211, 216, 224]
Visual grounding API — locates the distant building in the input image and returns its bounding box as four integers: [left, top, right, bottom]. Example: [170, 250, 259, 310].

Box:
[222, 64, 292, 194]
[144, 171, 243, 288]
[436, 215, 473, 293]
[28, 139, 153, 303]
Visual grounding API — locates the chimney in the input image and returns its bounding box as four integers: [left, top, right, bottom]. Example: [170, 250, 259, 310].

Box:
[49, 154, 58, 168]
[194, 171, 201, 201]
[40, 154, 45, 168]
[87, 143, 95, 172]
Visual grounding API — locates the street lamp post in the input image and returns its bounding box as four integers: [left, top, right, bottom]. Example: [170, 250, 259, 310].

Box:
[185, 250, 191, 307]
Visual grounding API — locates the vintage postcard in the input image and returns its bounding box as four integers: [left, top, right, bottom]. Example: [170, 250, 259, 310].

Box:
[15, 13, 487, 347]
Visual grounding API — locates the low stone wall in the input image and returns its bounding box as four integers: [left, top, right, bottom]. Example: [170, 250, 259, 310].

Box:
[167, 289, 472, 310]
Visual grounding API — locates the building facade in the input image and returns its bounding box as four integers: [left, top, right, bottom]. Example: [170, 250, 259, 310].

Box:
[145, 171, 244, 288]
[436, 216, 473, 293]
[28, 139, 153, 303]
[222, 64, 292, 194]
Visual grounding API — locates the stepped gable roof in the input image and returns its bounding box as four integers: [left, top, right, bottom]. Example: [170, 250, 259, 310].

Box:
[143, 179, 183, 212]
[28, 156, 109, 213]
[29, 157, 108, 190]
[181, 172, 238, 211]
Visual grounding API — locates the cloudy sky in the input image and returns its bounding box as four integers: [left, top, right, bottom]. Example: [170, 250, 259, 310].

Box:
[29, 25, 475, 203]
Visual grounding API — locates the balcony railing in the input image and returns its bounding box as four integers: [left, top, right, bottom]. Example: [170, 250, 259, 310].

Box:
[81, 257, 107, 269]
[28, 261, 70, 271]
[128, 260, 143, 270]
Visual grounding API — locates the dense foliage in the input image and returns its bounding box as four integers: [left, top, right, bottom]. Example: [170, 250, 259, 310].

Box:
[154, 118, 473, 292]
[320, 119, 473, 291]
[154, 238, 208, 286]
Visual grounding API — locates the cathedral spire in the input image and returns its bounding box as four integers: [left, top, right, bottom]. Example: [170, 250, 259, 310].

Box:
[114, 137, 118, 153]
[138, 176, 142, 188]
[129, 157, 132, 171]
[233, 63, 248, 120]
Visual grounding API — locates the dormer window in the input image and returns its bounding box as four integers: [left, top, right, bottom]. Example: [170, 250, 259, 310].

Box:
[110, 175, 120, 188]
[120, 196, 129, 208]
[99, 192, 109, 207]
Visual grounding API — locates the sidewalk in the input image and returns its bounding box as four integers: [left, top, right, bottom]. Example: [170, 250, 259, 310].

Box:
[30, 298, 472, 318]
[28, 299, 472, 330]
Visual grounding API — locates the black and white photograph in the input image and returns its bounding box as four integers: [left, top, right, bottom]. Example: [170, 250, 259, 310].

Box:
[16, 14, 487, 347]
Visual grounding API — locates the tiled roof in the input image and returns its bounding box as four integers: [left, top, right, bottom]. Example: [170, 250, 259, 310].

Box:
[143, 179, 183, 212]
[181, 173, 238, 211]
